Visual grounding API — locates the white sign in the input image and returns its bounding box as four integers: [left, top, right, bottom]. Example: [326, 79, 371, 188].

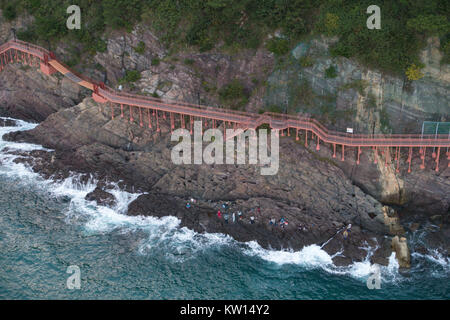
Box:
[346, 128, 353, 133]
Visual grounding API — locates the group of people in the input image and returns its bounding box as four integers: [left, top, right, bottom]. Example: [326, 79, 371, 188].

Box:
[186, 198, 353, 241]
[216, 203, 260, 225]
[269, 216, 289, 228]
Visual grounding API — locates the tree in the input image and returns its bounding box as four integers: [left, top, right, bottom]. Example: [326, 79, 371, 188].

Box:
[406, 15, 449, 35]
[3, 4, 17, 21]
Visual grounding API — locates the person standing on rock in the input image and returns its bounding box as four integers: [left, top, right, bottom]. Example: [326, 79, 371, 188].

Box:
[232, 212, 236, 223]
[224, 213, 229, 223]
[343, 224, 352, 239]
[217, 210, 222, 219]
[250, 216, 255, 224]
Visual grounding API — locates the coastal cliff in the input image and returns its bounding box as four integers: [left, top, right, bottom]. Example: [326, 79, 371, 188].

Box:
[1, 9, 449, 268]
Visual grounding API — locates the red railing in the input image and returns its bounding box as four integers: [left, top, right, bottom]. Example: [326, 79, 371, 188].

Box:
[1, 40, 450, 149]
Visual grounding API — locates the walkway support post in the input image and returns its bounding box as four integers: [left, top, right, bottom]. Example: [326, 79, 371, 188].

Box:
[147, 109, 152, 129]
[435, 147, 441, 172]
[396, 147, 400, 173]
[421, 147, 426, 169]
[357, 146, 361, 165]
[374, 146, 378, 164]
[156, 111, 160, 132]
[408, 147, 412, 173]
[129, 105, 133, 123]
[110, 102, 114, 120]
[305, 130, 308, 147]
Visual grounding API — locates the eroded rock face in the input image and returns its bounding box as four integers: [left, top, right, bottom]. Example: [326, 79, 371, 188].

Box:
[265, 36, 450, 134]
[91, 24, 273, 112]
[295, 133, 450, 216]
[0, 63, 83, 121]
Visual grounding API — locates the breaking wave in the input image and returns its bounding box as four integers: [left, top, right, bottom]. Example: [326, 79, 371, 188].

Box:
[1, 117, 448, 283]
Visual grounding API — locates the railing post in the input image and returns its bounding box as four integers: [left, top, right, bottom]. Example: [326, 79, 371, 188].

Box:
[421, 147, 426, 169]
[374, 146, 378, 164]
[408, 147, 412, 173]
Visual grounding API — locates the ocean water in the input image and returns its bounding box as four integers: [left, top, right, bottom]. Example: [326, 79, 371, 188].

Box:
[0, 117, 449, 300]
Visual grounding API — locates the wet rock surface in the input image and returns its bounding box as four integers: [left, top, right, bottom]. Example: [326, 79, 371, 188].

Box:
[0, 118, 16, 127]
[85, 187, 116, 207]
[4, 97, 410, 266]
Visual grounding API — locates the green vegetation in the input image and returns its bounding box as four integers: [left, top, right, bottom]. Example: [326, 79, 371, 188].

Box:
[340, 80, 368, 95]
[1, 0, 448, 76]
[405, 64, 424, 80]
[379, 108, 391, 133]
[324, 65, 338, 78]
[266, 38, 290, 56]
[151, 57, 160, 66]
[266, 105, 283, 113]
[3, 4, 16, 20]
[442, 40, 450, 64]
[183, 58, 195, 66]
[218, 79, 249, 110]
[299, 56, 314, 67]
[366, 93, 377, 109]
[133, 41, 146, 54]
[119, 70, 141, 84]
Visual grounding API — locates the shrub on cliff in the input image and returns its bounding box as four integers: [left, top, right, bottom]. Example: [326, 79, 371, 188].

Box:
[219, 80, 249, 110]
[405, 64, 424, 81]
[266, 38, 290, 56]
[119, 70, 141, 84]
[325, 65, 338, 79]
[2, 4, 16, 21]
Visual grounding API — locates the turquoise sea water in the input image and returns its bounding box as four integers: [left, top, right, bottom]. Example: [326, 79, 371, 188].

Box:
[0, 118, 449, 300]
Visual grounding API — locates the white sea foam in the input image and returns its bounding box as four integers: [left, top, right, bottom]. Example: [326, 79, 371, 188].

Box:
[1, 117, 447, 281]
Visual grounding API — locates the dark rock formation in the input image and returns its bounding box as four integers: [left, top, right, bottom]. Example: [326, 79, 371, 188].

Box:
[5, 97, 405, 266]
[85, 187, 116, 207]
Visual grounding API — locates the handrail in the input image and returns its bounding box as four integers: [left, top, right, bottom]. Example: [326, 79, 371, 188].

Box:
[1, 39, 449, 149]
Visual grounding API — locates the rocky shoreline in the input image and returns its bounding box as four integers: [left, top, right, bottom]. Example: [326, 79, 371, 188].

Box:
[4, 98, 448, 268]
